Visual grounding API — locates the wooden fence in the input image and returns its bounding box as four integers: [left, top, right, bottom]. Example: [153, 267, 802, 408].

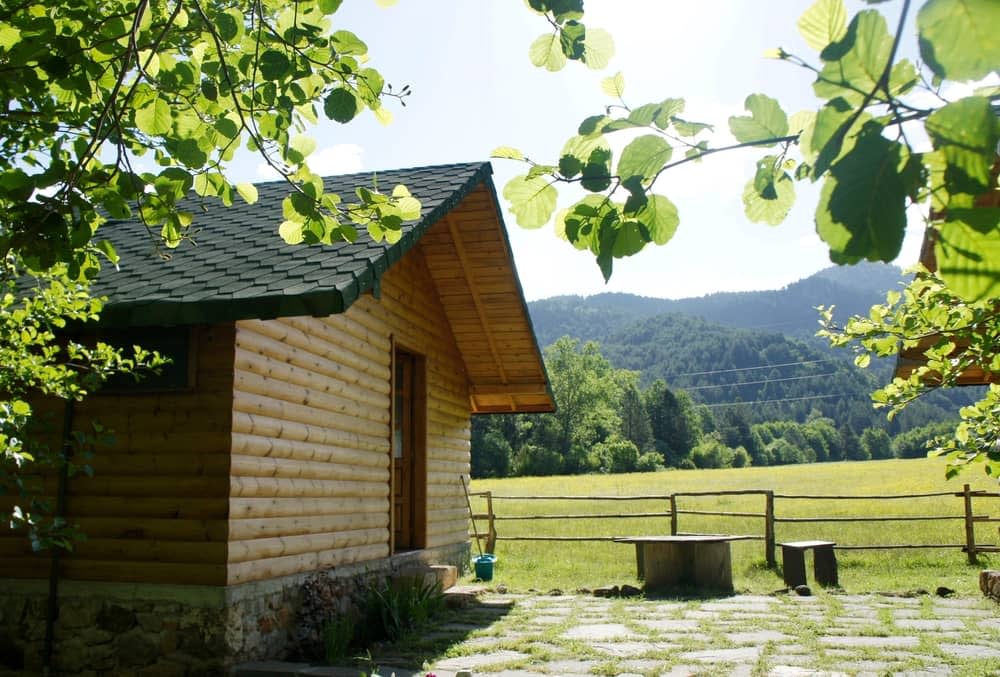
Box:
[469, 484, 1000, 566]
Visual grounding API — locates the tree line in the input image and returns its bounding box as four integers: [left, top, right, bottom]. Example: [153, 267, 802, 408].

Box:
[471, 336, 958, 478]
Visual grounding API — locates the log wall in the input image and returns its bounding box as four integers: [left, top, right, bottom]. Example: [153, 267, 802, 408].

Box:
[0, 324, 235, 585]
[229, 241, 473, 584]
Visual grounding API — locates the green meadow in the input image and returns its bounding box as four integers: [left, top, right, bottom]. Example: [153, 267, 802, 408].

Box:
[469, 457, 1000, 595]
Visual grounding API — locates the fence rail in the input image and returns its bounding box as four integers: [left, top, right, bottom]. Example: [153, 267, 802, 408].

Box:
[469, 484, 1000, 566]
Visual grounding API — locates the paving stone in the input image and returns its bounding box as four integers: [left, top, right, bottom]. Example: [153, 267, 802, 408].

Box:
[724, 630, 791, 644]
[538, 659, 597, 674]
[892, 607, 922, 618]
[683, 610, 723, 620]
[895, 618, 966, 631]
[728, 665, 755, 677]
[938, 642, 1000, 659]
[893, 668, 953, 677]
[769, 667, 847, 677]
[931, 606, 991, 618]
[701, 602, 773, 613]
[636, 619, 700, 632]
[432, 650, 530, 671]
[530, 616, 570, 625]
[561, 623, 635, 640]
[659, 667, 702, 677]
[680, 646, 762, 662]
[473, 671, 548, 677]
[618, 659, 665, 672]
[819, 635, 920, 648]
[978, 617, 1000, 631]
[590, 641, 676, 657]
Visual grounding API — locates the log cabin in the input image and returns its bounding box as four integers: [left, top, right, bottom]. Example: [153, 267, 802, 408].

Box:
[0, 161, 554, 673]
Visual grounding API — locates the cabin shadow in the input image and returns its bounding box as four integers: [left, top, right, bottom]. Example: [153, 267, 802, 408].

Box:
[335, 596, 515, 675]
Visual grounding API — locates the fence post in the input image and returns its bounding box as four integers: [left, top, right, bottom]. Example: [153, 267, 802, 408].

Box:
[486, 491, 497, 553]
[669, 494, 678, 535]
[765, 491, 775, 568]
[963, 483, 977, 564]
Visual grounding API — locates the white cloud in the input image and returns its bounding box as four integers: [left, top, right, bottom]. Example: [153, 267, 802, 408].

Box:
[253, 143, 366, 180]
[309, 144, 365, 175]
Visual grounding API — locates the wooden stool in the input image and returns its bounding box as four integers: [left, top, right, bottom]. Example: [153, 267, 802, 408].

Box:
[779, 540, 837, 587]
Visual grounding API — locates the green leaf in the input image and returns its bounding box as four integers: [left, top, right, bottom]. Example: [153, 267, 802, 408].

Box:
[936, 209, 1000, 301]
[324, 88, 359, 124]
[918, 0, 1000, 81]
[797, 0, 848, 51]
[925, 96, 1000, 193]
[259, 50, 290, 80]
[601, 72, 625, 98]
[331, 30, 368, 56]
[582, 28, 615, 69]
[134, 98, 172, 136]
[743, 173, 796, 225]
[559, 20, 586, 61]
[491, 146, 525, 161]
[671, 117, 713, 137]
[530, 33, 567, 72]
[279, 220, 304, 245]
[815, 125, 908, 261]
[236, 182, 258, 205]
[728, 94, 788, 147]
[631, 194, 679, 245]
[0, 25, 21, 51]
[617, 135, 672, 184]
[288, 134, 316, 163]
[503, 175, 558, 229]
[559, 134, 610, 178]
[814, 10, 892, 106]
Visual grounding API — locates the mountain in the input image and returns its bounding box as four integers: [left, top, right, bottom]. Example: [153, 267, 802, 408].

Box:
[527, 262, 973, 433]
[529, 262, 907, 348]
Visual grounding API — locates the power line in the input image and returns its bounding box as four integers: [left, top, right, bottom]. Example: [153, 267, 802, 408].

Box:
[671, 358, 840, 379]
[702, 393, 848, 408]
[685, 372, 836, 391]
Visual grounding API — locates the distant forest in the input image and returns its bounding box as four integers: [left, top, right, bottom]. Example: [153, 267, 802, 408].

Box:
[471, 263, 979, 478]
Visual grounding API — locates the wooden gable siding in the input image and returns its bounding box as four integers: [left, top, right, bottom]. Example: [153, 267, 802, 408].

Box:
[228, 240, 472, 584]
[418, 184, 552, 413]
[0, 325, 235, 585]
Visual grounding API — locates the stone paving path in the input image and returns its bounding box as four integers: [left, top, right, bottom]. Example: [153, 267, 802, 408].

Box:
[239, 592, 1000, 677]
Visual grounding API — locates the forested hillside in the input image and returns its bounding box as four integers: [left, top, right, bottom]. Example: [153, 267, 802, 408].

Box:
[529, 262, 906, 346]
[468, 264, 977, 479]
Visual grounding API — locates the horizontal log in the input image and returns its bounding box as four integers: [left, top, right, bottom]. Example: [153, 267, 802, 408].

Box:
[65, 497, 228, 519]
[86, 453, 230, 477]
[230, 476, 388, 499]
[69, 538, 227, 564]
[232, 412, 389, 455]
[235, 367, 386, 423]
[228, 527, 386, 563]
[230, 454, 388, 484]
[226, 543, 388, 584]
[234, 349, 386, 411]
[283, 315, 389, 372]
[107, 431, 232, 455]
[232, 433, 387, 469]
[228, 512, 388, 540]
[230, 496, 387, 519]
[425, 530, 468, 550]
[233, 391, 389, 445]
[428, 507, 470, 524]
[425, 517, 469, 539]
[240, 319, 389, 387]
[59, 559, 226, 585]
[73, 517, 228, 541]
[65, 475, 229, 498]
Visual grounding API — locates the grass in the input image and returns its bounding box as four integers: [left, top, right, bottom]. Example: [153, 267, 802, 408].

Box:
[469, 457, 1000, 594]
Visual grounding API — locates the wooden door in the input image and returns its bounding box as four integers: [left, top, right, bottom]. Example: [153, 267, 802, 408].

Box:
[391, 348, 425, 552]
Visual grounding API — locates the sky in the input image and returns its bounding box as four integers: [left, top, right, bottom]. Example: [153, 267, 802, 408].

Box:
[234, 1, 932, 302]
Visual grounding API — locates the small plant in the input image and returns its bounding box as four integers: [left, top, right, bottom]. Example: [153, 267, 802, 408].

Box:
[360, 576, 446, 644]
[320, 614, 354, 664]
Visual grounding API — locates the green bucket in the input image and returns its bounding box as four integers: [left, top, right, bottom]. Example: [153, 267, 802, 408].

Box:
[473, 554, 497, 581]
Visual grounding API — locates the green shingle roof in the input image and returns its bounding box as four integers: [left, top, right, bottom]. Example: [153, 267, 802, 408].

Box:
[91, 161, 493, 328]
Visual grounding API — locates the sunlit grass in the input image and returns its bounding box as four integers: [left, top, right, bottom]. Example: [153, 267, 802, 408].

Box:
[469, 458, 999, 594]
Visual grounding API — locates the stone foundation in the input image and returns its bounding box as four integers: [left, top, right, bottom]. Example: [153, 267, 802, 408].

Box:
[981, 569, 1000, 603]
[0, 542, 469, 675]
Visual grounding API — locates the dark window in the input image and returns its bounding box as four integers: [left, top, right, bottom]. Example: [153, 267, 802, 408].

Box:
[98, 326, 194, 392]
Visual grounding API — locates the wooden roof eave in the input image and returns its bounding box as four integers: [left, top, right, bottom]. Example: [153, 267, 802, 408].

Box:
[420, 178, 555, 415]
